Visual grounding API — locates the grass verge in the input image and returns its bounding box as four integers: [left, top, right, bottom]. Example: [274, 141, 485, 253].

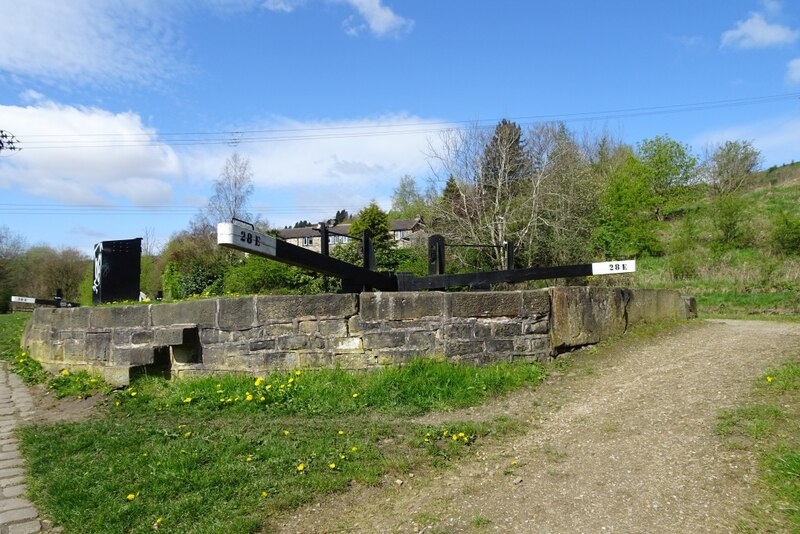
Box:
[717, 360, 800, 531]
[0, 312, 545, 534]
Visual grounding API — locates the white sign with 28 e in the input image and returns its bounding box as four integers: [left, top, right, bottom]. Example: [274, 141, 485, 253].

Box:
[591, 260, 636, 276]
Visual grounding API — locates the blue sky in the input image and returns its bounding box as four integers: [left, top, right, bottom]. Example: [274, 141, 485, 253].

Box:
[1, 0, 800, 254]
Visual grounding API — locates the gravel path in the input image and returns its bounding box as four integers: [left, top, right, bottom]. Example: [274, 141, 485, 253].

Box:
[275, 319, 800, 533]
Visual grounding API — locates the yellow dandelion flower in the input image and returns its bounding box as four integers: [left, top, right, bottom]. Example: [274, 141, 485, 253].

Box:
[155, 517, 163, 524]
[338, 430, 344, 435]
[246, 456, 253, 462]
[340, 454, 346, 460]
[254, 377, 265, 387]
[458, 432, 465, 438]
[115, 401, 121, 406]
[216, 383, 222, 388]
[767, 376, 774, 383]
[130, 391, 137, 397]
[462, 437, 469, 443]
[288, 377, 294, 384]
[21, 352, 26, 357]
[295, 370, 302, 376]
[127, 493, 136, 501]
[283, 430, 290, 436]
[451, 435, 458, 441]
[296, 463, 305, 471]
[351, 393, 359, 398]
[245, 393, 253, 401]
[183, 431, 192, 438]
[261, 491, 268, 497]
[216, 389, 224, 394]
[259, 396, 265, 401]
[266, 384, 273, 390]
[350, 446, 358, 452]
[60, 369, 69, 376]
[328, 463, 336, 469]
[182, 397, 192, 403]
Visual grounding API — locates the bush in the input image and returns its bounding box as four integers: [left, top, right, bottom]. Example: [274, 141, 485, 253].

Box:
[770, 212, 800, 256]
[711, 194, 752, 250]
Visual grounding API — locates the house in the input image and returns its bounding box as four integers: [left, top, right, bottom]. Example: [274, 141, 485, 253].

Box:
[277, 217, 425, 254]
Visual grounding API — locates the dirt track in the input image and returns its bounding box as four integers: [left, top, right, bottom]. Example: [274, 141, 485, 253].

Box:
[274, 319, 800, 533]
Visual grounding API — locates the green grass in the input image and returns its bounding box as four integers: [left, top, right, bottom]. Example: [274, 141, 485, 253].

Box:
[0, 312, 29, 361]
[0, 310, 545, 534]
[717, 360, 800, 531]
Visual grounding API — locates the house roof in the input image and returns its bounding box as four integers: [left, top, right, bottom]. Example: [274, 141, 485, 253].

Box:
[277, 217, 423, 240]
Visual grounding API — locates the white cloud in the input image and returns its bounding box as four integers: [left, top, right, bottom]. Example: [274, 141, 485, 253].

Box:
[0, 0, 181, 87]
[339, 0, 413, 37]
[262, 0, 305, 12]
[0, 100, 181, 205]
[761, 0, 782, 17]
[787, 58, 800, 84]
[721, 12, 799, 48]
[694, 115, 800, 167]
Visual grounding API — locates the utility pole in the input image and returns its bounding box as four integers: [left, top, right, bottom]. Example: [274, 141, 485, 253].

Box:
[0, 130, 20, 154]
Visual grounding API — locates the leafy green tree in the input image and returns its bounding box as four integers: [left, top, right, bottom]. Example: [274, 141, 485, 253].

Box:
[770, 211, 800, 256]
[592, 154, 662, 258]
[711, 194, 751, 250]
[638, 135, 698, 220]
[390, 175, 426, 219]
[349, 202, 393, 250]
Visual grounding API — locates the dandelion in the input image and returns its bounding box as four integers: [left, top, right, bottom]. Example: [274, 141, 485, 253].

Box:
[245, 456, 253, 462]
[182, 397, 192, 404]
[21, 352, 26, 357]
[216, 389, 225, 394]
[767, 376, 774, 383]
[338, 430, 345, 435]
[261, 491, 268, 497]
[254, 377, 265, 387]
[130, 391, 137, 397]
[283, 430, 290, 436]
[511, 461, 518, 466]
[295, 370, 302, 376]
[60, 369, 69, 376]
[328, 463, 336, 469]
[127, 493, 136, 501]
[266, 384, 273, 390]
[216, 383, 222, 388]
[155, 517, 163, 524]
[296, 463, 305, 472]
[184, 431, 192, 438]
[451, 435, 458, 441]
[351, 393, 359, 398]
[458, 432, 465, 438]
[245, 393, 253, 401]
[115, 401, 121, 406]
[288, 377, 294, 384]
[340, 454, 346, 460]
[350, 446, 358, 452]
[260, 396, 266, 401]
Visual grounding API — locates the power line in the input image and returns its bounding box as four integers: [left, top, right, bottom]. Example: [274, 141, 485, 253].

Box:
[12, 92, 800, 150]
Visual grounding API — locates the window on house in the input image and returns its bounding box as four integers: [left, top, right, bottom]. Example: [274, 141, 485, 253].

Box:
[302, 236, 314, 246]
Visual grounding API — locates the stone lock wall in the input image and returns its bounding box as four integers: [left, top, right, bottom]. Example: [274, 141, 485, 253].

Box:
[21, 288, 696, 386]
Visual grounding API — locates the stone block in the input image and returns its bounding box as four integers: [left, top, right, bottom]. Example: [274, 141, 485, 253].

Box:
[406, 331, 435, 350]
[111, 346, 154, 366]
[257, 294, 357, 322]
[444, 340, 484, 356]
[521, 290, 550, 317]
[264, 323, 294, 336]
[200, 328, 221, 344]
[218, 297, 256, 330]
[360, 292, 445, 321]
[319, 319, 348, 336]
[684, 296, 698, 319]
[277, 335, 310, 351]
[299, 320, 319, 334]
[493, 321, 523, 337]
[34, 307, 91, 330]
[297, 351, 333, 368]
[91, 305, 149, 328]
[449, 292, 522, 318]
[152, 300, 217, 328]
[363, 331, 406, 350]
[249, 339, 276, 351]
[473, 321, 493, 338]
[485, 339, 515, 353]
[85, 331, 111, 363]
[328, 337, 363, 351]
[131, 330, 154, 345]
[264, 352, 298, 369]
[332, 352, 371, 369]
[154, 325, 197, 346]
[101, 366, 132, 387]
[442, 322, 474, 339]
[376, 349, 424, 366]
[549, 287, 629, 350]
[523, 318, 549, 335]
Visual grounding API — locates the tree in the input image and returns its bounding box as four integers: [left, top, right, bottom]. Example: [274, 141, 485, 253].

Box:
[637, 135, 698, 220]
[195, 152, 262, 230]
[349, 202, 393, 249]
[390, 175, 426, 219]
[703, 140, 761, 197]
[0, 226, 25, 312]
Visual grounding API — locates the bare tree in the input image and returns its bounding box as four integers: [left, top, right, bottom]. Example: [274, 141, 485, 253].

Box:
[195, 152, 265, 230]
[702, 140, 761, 197]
